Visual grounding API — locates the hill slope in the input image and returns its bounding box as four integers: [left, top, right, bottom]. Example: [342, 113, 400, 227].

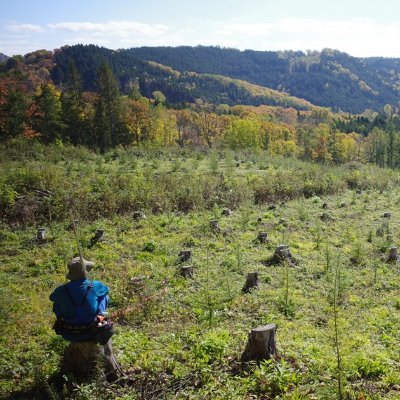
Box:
[127, 46, 400, 113]
[52, 45, 400, 113]
[51, 45, 316, 110]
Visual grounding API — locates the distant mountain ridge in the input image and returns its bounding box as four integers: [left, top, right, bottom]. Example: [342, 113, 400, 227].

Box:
[0, 53, 8, 63]
[126, 46, 400, 113]
[51, 45, 316, 111]
[51, 45, 400, 113]
[4, 45, 400, 113]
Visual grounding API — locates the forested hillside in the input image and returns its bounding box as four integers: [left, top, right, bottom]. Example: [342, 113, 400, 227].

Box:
[50, 45, 400, 113]
[50, 45, 314, 110]
[2, 46, 400, 169]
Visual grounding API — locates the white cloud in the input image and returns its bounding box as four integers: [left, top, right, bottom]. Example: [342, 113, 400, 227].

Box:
[48, 21, 169, 38]
[2, 17, 400, 57]
[215, 18, 400, 57]
[5, 23, 45, 33]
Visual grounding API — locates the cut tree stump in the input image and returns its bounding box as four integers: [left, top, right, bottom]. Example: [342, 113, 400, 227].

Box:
[222, 208, 233, 216]
[383, 212, 392, 219]
[257, 232, 268, 244]
[180, 265, 194, 278]
[61, 339, 122, 382]
[240, 323, 277, 363]
[37, 228, 45, 242]
[242, 272, 259, 293]
[210, 220, 220, 231]
[133, 211, 146, 221]
[388, 246, 399, 262]
[268, 244, 296, 266]
[94, 229, 104, 240]
[178, 250, 192, 263]
[88, 229, 104, 248]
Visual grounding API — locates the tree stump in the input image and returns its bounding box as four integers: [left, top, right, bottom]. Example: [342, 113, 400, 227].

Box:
[322, 203, 329, 209]
[388, 246, 399, 262]
[210, 220, 220, 231]
[242, 272, 259, 293]
[178, 250, 192, 263]
[133, 211, 146, 221]
[180, 265, 193, 278]
[95, 229, 104, 240]
[268, 204, 276, 211]
[383, 212, 392, 219]
[257, 232, 268, 244]
[88, 229, 104, 248]
[240, 323, 277, 363]
[269, 244, 296, 266]
[320, 212, 333, 222]
[61, 339, 122, 382]
[37, 228, 45, 242]
[222, 208, 233, 216]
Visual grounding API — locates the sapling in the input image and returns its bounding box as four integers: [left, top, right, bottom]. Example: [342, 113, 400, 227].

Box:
[283, 260, 291, 318]
[314, 223, 321, 250]
[325, 241, 331, 273]
[209, 150, 219, 174]
[333, 251, 344, 400]
[205, 247, 214, 328]
[372, 261, 379, 286]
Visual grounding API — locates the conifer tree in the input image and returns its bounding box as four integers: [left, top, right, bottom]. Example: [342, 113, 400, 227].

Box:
[93, 62, 125, 151]
[32, 83, 64, 142]
[61, 61, 85, 145]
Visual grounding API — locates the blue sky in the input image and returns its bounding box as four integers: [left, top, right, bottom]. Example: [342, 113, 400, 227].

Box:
[1, 0, 400, 57]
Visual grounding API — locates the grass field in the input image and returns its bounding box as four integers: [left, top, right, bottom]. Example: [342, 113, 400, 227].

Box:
[1, 142, 400, 399]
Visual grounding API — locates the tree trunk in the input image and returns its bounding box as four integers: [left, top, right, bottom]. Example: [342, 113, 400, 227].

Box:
[242, 272, 259, 293]
[61, 340, 122, 382]
[241, 323, 277, 363]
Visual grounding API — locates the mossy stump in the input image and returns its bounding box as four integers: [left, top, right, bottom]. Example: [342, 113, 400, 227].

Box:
[88, 229, 104, 248]
[61, 340, 121, 382]
[242, 272, 259, 293]
[257, 232, 268, 244]
[388, 246, 399, 263]
[241, 323, 277, 363]
[210, 220, 220, 231]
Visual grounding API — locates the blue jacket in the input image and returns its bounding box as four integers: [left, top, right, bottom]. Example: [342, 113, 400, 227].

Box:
[50, 279, 109, 341]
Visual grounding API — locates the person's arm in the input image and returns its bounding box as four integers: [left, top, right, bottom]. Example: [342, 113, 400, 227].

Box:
[97, 294, 109, 316]
[93, 281, 109, 318]
[50, 288, 62, 318]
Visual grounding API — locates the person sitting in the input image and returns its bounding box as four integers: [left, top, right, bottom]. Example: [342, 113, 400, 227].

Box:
[50, 256, 110, 342]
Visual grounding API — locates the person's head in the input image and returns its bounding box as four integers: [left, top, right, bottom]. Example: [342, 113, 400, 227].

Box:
[66, 256, 94, 280]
